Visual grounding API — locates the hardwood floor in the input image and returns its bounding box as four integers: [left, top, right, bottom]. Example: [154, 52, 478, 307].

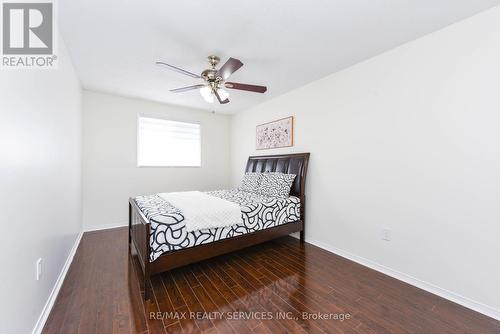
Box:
[43, 227, 500, 334]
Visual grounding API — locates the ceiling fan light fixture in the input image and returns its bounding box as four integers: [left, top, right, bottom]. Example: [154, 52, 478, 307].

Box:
[217, 88, 229, 101]
[199, 86, 214, 103]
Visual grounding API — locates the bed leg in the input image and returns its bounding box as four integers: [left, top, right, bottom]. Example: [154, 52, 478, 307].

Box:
[300, 230, 305, 244]
[144, 277, 151, 301]
[142, 270, 152, 313]
[144, 270, 152, 310]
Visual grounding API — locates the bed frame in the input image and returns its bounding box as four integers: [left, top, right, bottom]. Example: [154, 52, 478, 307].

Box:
[128, 152, 310, 305]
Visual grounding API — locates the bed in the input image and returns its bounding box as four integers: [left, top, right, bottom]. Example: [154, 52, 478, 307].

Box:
[128, 153, 310, 305]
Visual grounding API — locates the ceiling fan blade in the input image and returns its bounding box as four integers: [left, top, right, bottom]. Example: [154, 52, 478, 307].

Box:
[225, 82, 267, 93]
[156, 61, 201, 78]
[170, 84, 206, 93]
[216, 57, 243, 81]
[215, 90, 229, 104]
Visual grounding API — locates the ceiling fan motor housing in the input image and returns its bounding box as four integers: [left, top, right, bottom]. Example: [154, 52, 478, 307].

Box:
[201, 69, 219, 82]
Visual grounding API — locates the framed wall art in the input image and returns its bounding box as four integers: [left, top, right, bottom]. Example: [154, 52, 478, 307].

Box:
[256, 116, 294, 150]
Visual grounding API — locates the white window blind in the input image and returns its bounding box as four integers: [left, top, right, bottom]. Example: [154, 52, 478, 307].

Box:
[137, 116, 201, 167]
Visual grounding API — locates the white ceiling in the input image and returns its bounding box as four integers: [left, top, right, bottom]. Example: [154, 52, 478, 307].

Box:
[60, 0, 500, 114]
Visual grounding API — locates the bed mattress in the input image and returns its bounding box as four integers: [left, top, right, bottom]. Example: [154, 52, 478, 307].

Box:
[134, 189, 301, 262]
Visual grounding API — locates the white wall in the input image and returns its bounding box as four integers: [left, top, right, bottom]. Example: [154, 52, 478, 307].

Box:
[0, 41, 82, 333]
[230, 6, 500, 317]
[82, 91, 231, 230]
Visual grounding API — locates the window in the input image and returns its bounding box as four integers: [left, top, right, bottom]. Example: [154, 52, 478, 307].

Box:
[137, 116, 201, 167]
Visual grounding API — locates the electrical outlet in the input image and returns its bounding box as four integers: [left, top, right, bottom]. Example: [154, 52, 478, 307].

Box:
[36, 258, 43, 280]
[382, 228, 392, 241]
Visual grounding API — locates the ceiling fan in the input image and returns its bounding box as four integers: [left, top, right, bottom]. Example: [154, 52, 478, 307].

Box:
[156, 55, 267, 105]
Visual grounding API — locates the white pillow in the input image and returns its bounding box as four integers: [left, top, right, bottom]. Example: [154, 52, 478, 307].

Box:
[257, 172, 296, 198]
[239, 172, 262, 193]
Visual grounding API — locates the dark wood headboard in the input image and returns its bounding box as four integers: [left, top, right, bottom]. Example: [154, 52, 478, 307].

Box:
[245, 153, 310, 201]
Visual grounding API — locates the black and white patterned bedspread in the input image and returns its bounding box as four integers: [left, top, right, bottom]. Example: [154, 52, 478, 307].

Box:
[134, 189, 301, 262]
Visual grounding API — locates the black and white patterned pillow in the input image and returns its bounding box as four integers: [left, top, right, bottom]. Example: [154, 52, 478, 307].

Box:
[239, 172, 262, 193]
[257, 172, 296, 198]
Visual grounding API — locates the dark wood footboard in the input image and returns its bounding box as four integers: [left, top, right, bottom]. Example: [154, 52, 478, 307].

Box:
[128, 198, 152, 304]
